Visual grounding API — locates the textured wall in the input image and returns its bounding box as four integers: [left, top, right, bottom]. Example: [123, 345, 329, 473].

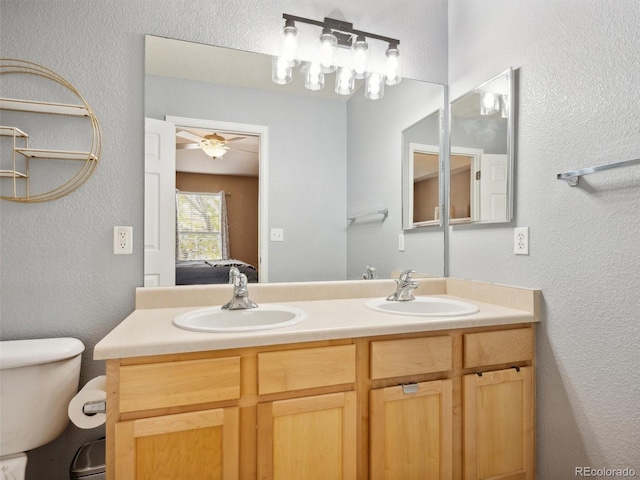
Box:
[0, 1, 447, 479]
[449, 0, 640, 477]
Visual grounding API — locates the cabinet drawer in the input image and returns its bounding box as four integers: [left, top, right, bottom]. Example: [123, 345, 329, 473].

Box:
[258, 345, 356, 394]
[370, 336, 452, 380]
[464, 328, 533, 368]
[119, 356, 240, 412]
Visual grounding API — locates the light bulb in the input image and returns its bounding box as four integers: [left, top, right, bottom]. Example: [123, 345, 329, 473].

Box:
[352, 36, 369, 79]
[305, 62, 325, 91]
[280, 19, 299, 66]
[385, 44, 401, 85]
[318, 28, 337, 73]
[365, 72, 385, 100]
[271, 56, 292, 85]
[480, 92, 499, 115]
[335, 67, 355, 95]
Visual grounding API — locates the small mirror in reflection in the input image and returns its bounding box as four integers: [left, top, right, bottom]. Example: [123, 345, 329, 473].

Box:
[450, 68, 514, 224]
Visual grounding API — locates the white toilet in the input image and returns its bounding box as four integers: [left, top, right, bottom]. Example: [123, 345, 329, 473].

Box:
[0, 337, 85, 480]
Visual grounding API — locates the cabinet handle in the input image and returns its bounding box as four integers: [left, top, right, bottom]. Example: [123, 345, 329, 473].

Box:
[401, 383, 419, 394]
[511, 366, 521, 372]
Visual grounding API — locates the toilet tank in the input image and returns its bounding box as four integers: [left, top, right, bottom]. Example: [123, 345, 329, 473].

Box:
[0, 338, 85, 456]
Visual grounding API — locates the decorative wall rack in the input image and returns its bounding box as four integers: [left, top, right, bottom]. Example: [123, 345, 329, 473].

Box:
[0, 59, 102, 202]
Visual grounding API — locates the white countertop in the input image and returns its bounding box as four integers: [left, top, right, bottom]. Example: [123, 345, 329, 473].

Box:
[94, 288, 539, 360]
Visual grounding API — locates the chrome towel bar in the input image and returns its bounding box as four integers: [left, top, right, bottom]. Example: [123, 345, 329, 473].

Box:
[348, 208, 389, 223]
[557, 157, 640, 186]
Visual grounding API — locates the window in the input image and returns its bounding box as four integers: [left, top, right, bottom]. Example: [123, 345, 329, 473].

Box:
[176, 191, 225, 260]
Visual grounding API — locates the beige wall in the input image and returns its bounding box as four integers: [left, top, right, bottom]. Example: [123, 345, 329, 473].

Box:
[176, 172, 259, 267]
[413, 176, 439, 221]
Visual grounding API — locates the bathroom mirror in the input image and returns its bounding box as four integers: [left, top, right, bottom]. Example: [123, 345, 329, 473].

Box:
[401, 109, 442, 229]
[449, 69, 514, 224]
[144, 35, 445, 285]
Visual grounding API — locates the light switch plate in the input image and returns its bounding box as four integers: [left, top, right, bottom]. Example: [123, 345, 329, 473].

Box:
[270, 228, 284, 242]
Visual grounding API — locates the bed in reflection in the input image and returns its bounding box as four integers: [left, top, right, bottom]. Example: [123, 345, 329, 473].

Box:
[175, 259, 258, 285]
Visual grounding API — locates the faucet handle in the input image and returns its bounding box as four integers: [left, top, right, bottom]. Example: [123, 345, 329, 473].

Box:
[229, 267, 240, 284]
[398, 270, 416, 282]
[234, 273, 248, 288]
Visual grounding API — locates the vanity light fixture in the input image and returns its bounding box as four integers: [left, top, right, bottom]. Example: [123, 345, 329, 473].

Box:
[273, 14, 401, 99]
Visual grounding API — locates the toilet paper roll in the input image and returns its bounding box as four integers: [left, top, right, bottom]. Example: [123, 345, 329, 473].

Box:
[68, 375, 106, 429]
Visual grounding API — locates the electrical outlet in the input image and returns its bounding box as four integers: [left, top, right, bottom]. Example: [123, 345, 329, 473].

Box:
[398, 233, 405, 252]
[114, 226, 133, 254]
[514, 227, 529, 255]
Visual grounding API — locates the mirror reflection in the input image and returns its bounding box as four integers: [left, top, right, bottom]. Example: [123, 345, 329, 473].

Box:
[144, 35, 446, 286]
[449, 69, 514, 224]
[402, 110, 442, 229]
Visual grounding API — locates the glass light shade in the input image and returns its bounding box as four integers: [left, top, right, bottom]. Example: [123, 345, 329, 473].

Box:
[318, 28, 338, 73]
[304, 62, 325, 91]
[480, 92, 499, 115]
[272, 56, 292, 85]
[385, 45, 401, 85]
[335, 67, 355, 95]
[279, 20, 300, 66]
[365, 72, 385, 100]
[352, 36, 369, 79]
[201, 144, 228, 158]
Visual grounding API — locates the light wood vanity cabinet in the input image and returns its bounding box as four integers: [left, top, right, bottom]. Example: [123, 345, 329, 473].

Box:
[106, 325, 535, 480]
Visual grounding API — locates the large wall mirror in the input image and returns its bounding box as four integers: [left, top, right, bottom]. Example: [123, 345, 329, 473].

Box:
[449, 69, 514, 224]
[144, 35, 446, 286]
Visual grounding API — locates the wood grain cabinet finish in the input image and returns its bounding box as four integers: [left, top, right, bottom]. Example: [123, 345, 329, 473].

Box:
[257, 391, 357, 480]
[370, 380, 453, 480]
[463, 328, 533, 368]
[370, 336, 452, 379]
[107, 325, 535, 480]
[463, 367, 535, 480]
[114, 407, 239, 480]
[257, 344, 356, 394]
[119, 356, 241, 412]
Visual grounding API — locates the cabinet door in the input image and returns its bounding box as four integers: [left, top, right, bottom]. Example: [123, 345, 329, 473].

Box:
[257, 391, 357, 480]
[370, 379, 453, 480]
[463, 367, 534, 480]
[114, 407, 239, 480]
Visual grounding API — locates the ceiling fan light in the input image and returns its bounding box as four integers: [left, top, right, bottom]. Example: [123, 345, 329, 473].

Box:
[201, 144, 228, 158]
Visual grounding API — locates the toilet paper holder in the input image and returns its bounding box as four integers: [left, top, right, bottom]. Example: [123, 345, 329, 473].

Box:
[82, 400, 106, 416]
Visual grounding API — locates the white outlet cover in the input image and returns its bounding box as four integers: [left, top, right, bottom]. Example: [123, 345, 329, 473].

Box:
[514, 227, 529, 255]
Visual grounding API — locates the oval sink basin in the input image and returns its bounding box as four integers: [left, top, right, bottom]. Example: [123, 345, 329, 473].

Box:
[173, 304, 307, 333]
[365, 296, 479, 317]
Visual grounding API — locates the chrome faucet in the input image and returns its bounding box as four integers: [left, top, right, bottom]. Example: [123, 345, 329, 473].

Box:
[363, 265, 377, 280]
[222, 272, 258, 310]
[386, 270, 418, 301]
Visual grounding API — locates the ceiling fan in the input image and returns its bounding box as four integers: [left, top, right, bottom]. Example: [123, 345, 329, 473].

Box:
[176, 130, 248, 159]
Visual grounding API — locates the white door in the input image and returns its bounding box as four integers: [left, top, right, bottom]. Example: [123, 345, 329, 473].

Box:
[480, 154, 508, 222]
[144, 118, 176, 287]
